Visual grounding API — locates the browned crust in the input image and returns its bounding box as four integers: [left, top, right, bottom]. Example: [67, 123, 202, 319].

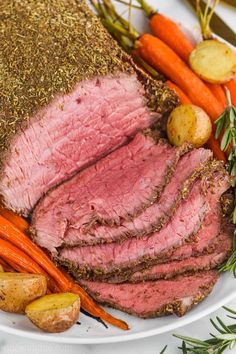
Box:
[79, 272, 219, 318]
[220, 189, 234, 216]
[55, 209, 207, 281]
[106, 249, 231, 284]
[105, 217, 234, 284]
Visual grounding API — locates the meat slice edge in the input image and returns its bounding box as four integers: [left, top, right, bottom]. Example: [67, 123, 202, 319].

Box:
[80, 271, 219, 318]
[63, 147, 213, 246]
[33, 135, 189, 252]
[107, 231, 232, 283]
[57, 162, 230, 279]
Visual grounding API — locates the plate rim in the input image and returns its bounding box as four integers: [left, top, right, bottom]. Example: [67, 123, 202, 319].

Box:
[0, 282, 236, 344]
[1, 1, 235, 345]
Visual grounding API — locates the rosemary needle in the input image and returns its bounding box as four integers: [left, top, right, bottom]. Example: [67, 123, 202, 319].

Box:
[174, 307, 236, 353]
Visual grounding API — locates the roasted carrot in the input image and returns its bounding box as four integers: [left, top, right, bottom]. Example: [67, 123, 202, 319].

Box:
[136, 0, 194, 61]
[0, 257, 55, 294]
[166, 80, 191, 104]
[206, 135, 226, 162]
[150, 13, 194, 62]
[3, 258, 27, 273]
[4, 258, 60, 293]
[225, 78, 236, 106]
[0, 238, 48, 275]
[0, 257, 15, 272]
[136, 0, 227, 108]
[0, 207, 29, 233]
[206, 83, 227, 108]
[0, 215, 129, 330]
[137, 34, 224, 121]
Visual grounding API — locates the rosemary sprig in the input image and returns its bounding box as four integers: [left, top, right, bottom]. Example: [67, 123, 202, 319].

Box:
[215, 89, 236, 179]
[219, 231, 236, 275]
[159, 345, 168, 354]
[214, 88, 236, 275]
[174, 307, 236, 353]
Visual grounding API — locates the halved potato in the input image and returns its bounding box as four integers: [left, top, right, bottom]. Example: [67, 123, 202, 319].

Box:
[26, 293, 80, 333]
[0, 265, 4, 272]
[0, 273, 47, 313]
[189, 40, 236, 83]
[167, 104, 212, 148]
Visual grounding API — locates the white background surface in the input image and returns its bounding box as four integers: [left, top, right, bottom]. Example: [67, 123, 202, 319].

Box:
[1, 1, 235, 353]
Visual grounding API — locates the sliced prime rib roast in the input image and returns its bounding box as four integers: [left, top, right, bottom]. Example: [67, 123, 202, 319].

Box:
[104, 181, 233, 283]
[32, 141, 213, 252]
[106, 230, 232, 283]
[56, 162, 230, 280]
[32, 134, 192, 252]
[0, 0, 177, 215]
[62, 147, 213, 246]
[80, 271, 219, 318]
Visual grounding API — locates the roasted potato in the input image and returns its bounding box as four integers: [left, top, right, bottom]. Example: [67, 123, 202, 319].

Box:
[0, 265, 4, 272]
[167, 104, 212, 148]
[189, 40, 236, 83]
[0, 273, 47, 313]
[26, 293, 80, 333]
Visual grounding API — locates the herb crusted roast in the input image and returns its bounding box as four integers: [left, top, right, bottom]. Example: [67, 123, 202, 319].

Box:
[0, 0, 177, 215]
[2, 0, 233, 321]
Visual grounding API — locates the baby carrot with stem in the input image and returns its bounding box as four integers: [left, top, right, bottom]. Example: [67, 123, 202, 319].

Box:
[0, 215, 129, 330]
[137, 34, 225, 122]
[136, 0, 194, 62]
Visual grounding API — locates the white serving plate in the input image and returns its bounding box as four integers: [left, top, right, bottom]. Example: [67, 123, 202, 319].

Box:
[1, 0, 235, 344]
[0, 273, 235, 344]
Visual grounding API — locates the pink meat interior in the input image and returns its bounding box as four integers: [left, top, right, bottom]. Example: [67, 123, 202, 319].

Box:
[0, 73, 157, 214]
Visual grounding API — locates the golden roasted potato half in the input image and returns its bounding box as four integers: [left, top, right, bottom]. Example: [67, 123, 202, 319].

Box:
[190, 40, 236, 83]
[26, 293, 80, 333]
[167, 104, 212, 148]
[0, 265, 4, 272]
[0, 273, 47, 314]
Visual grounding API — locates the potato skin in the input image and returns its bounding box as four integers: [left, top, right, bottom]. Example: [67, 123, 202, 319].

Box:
[190, 40, 236, 84]
[167, 104, 212, 148]
[0, 273, 47, 314]
[26, 293, 80, 333]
